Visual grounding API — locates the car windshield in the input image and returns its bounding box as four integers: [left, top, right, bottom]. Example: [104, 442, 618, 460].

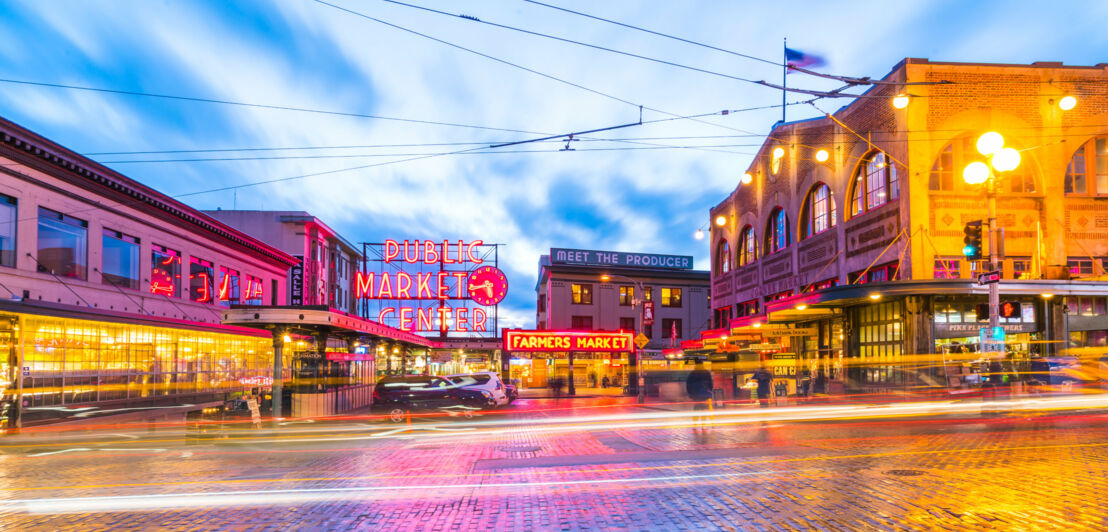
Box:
[379, 377, 453, 390]
[451, 374, 492, 385]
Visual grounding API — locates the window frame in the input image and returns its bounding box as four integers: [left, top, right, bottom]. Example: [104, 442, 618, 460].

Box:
[764, 207, 790, 255]
[618, 285, 634, 306]
[1065, 135, 1108, 196]
[801, 183, 837, 238]
[101, 228, 141, 290]
[716, 238, 731, 274]
[571, 283, 593, 305]
[36, 206, 88, 280]
[661, 287, 682, 308]
[849, 151, 900, 218]
[737, 225, 757, 266]
[151, 244, 182, 298]
[0, 193, 16, 268]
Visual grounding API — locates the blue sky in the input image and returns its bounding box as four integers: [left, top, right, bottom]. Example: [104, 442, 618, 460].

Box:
[1, 0, 1106, 329]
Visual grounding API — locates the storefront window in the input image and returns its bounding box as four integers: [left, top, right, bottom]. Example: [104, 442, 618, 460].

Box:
[855, 301, 902, 384]
[0, 194, 15, 268]
[151, 245, 181, 297]
[189, 257, 215, 304]
[218, 266, 240, 307]
[36, 206, 87, 279]
[101, 229, 140, 290]
[244, 275, 264, 305]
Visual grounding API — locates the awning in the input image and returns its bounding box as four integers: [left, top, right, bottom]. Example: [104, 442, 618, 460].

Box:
[222, 305, 439, 348]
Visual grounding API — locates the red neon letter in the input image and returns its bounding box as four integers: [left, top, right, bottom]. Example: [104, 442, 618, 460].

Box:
[397, 272, 412, 299]
[218, 273, 231, 301]
[437, 307, 452, 331]
[452, 271, 468, 298]
[355, 271, 375, 299]
[436, 272, 449, 299]
[416, 273, 433, 299]
[456, 308, 469, 331]
[442, 240, 455, 264]
[403, 240, 418, 264]
[472, 307, 487, 332]
[378, 308, 396, 322]
[423, 241, 440, 265]
[376, 273, 394, 299]
[384, 240, 400, 263]
[399, 307, 414, 331]
[417, 307, 434, 331]
[467, 240, 484, 264]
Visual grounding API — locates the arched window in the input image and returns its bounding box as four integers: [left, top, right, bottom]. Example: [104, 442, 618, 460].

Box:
[764, 208, 790, 255]
[850, 152, 899, 217]
[930, 136, 1035, 193]
[737, 225, 757, 266]
[715, 239, 731, 274]
[1065, 135, 1108, 196]
[801, 183, 837, 238]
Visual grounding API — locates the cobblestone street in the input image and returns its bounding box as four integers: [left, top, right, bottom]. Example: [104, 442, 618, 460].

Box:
[1, 397, 1107, 530]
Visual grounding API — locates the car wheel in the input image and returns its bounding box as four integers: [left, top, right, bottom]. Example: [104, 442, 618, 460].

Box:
[388, 408, 406, 423]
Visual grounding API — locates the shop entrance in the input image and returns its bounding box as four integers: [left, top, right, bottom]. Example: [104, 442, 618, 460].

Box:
[502, 330, 635, 396]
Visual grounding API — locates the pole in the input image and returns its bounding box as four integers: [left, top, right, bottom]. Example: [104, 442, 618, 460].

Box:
[637, 279, 645, 404]
[782, 37, 787, 123]
[567, 350, 576, 396]
[988, 177, 1000, 334]
[272, 328, 285, 420]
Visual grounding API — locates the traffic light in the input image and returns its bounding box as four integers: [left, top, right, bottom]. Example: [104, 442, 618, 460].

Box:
[962, 220, 983, 260]
[999, 301, 1022, 319]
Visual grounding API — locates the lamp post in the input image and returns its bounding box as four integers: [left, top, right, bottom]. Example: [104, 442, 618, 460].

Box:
[963, 132, 1022, 346]
[601, 273, 646, 404]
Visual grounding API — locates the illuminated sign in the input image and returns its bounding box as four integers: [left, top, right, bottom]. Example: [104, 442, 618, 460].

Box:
[358, 239, 505, 334]
[239, 376, 274, 386]
[504, 330, 634, 352]
[326, 351, 373, 362]
[550, 248, 693, 270]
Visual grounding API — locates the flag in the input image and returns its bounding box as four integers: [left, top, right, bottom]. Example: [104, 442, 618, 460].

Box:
[785, 47, 826, 70]
[670, 321, 677, 349]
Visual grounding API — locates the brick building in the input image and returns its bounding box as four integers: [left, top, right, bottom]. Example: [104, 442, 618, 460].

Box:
[708, 58, 1108, 394]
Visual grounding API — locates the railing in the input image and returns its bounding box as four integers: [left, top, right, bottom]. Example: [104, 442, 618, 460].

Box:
[291, 383, 374, 417]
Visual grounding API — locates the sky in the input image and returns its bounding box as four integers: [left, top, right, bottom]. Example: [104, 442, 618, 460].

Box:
[1, 0, 1106, 330]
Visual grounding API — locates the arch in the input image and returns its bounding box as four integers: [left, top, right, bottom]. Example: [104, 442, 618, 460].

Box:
[1064, 133, 1108, 196]
[848, 151, 899, 218]
[737, 225, 757, 266]
[715, 238, 732, 274]
[763, 207, 790, 255]
[929, 133, 1036, 193]
[800, 182, 837, 239]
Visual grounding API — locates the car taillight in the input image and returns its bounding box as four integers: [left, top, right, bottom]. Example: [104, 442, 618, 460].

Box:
[372, 387, 381, 401]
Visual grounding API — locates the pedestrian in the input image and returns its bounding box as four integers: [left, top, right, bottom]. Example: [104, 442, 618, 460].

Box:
[602, 375, 610, 388]
[751, 364, 774, 408]
[685, 359, 713, 429]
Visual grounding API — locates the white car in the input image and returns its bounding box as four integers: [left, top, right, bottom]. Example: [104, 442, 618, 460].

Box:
[447, 372, 510, 407]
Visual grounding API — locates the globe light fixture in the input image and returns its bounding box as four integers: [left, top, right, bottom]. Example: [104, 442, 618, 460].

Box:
[715, 215, 727, 227]
[963, 161, 991, 184]
[741, 172, 753, 185]
[815, 149, 829, 162]
[892, 94, 910, 109]
[1059, 95, 1077, 111]
[772, 147, 785, 159]
[694, 228, 704, 240]
[976, 131, 1004, 156]
[992, 147, 1021, 172]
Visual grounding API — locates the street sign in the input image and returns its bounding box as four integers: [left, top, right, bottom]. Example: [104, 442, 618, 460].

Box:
[634, 333, 650, 349]
[977, 270, 1001, 285]
[643, 301, 654, 326]
[979, 326, 1006, 353]
[22, 366, 29, 377]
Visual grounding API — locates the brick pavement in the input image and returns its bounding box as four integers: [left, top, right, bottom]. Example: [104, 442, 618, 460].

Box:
[0, 401, 1107, 530]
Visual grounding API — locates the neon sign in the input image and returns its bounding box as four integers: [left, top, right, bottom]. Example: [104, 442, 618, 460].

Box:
[504, 330, 634, 353]
[359, 239, 506, 333]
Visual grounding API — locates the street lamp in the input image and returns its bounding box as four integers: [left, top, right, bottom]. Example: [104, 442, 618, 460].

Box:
[600, 272, 646, 404]
[962, 131, 1022, 342]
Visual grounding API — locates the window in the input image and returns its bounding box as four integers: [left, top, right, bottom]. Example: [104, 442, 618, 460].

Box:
[1065, 136, 1108, 195]
[1065, 296, 1108, 317]
[1068, 258, 1106, 278]
[538, 294, 546, 312]
[934, 258, 961, 279]
[738, 225, 757, 266]
[738, 299, 759, 316]
[851, 262, 899, 284]
[1011, 258, 1032, 280]
[932, 136, 1035, 193]
[661, 287, 682, 307]
[801, 183, 837, 238]
[570, 315, 593, 330]
[856, 301, 903, 385]
[189, 257, 214, 303]
[643, 322, 653, 338]
[644, 287, 653, 302]
[0, 194, 15, 267]
[151, 245, 181, 297]
[619, 286, 634, 306]
[715, 239, 731, 274]
[101, 229, 140, 290]
[218, 266, 240, 306]
[850, 152, 899, 217]
[243, 275, 264, 305]
[619, 317, 635, 331]
[713, 306, 733, 329]
[805, 278, 838, 292]
[571, 283, 593, 305]
[36, 207, 87, 279]
[764, 207, 789, 255]
[661, 319, 683, 341]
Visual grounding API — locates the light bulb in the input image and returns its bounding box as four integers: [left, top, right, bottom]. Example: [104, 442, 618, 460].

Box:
[977, 132, 1004, 156]
[1059, 96, 1077, 111]
[815, 149, 829, 162]
[892, 94, 910, 109]
[772, 147, 785, 159]
[963, 161, 990, 185]
[992, 147, 1021, 172]
[741, 172, 753, 185]
[694, 229, 704, 240]
[715, 215, 727, 227]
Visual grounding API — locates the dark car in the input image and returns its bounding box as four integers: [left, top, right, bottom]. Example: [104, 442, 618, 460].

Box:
[372, 375, 494, 422]
[504, 383, 518, 403]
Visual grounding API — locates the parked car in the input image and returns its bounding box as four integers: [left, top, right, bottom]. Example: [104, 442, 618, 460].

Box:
[504, 383, 518, 403]
[372, 375, 494, 422]
[446, 372, 510, 407]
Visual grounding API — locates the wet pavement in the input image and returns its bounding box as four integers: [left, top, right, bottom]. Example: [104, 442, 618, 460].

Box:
[1, 395, 1106, 530]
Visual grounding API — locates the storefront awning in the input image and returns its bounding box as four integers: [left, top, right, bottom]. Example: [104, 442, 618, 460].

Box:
[222, 305, 439, 348]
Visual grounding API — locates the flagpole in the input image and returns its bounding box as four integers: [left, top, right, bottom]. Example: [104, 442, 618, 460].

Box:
[782, 37, 787, 123]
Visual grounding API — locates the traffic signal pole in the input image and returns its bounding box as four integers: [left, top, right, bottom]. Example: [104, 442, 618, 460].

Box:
[987, 177, 1000, 335]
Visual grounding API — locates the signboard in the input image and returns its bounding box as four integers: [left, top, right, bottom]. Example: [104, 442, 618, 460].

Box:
[977, 271, 1001, 285]
[504, 330, 634, 353]
[550, 248, 693, 270]
[357, 240, 505, 334]
[748, 343, 783, 351]
[730, 323, 816, 337]
[643, 300, 655, 326]
[239, 376, 274, 387]
[980, 326, 1006, 353]
[290, 255, 304, 306]
[934, 322, 1035, 338]
[634, 333, 650, 349]
[326, 352, 373, 362]
[22, 366, 29, 377]
[246, 397, 262, 426]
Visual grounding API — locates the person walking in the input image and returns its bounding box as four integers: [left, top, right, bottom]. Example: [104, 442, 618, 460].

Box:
[752, 364, 774, 408]
[686, 359, 713, 430]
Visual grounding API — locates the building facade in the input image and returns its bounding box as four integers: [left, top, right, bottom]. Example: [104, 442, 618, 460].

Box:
[0, 116, 300, 427]
[530, 248, 710, 389]
[202, 210, 362, 314]
[709, 59, 1108, 394]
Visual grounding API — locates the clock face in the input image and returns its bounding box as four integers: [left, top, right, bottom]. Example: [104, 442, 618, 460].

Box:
[467, 266, 508, 306]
